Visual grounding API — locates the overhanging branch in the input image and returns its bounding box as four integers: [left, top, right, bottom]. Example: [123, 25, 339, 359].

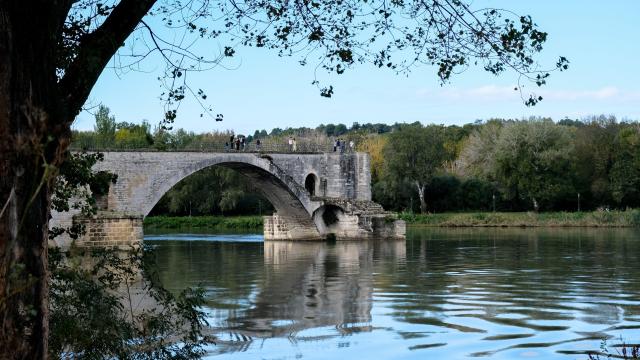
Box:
[58, 0, 157, 121]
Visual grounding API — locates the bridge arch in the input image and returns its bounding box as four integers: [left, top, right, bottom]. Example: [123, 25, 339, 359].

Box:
[93, 152, 322, 220]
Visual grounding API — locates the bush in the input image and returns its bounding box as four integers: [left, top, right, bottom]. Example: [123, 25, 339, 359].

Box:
[49, 246, 212, 359]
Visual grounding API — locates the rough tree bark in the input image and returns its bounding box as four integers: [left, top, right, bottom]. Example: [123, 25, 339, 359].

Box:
[0, 2, 71, 358]
[0, 0, 154, 357]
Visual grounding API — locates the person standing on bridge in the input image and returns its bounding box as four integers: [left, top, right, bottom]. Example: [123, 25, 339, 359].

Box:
[229, 134, 235, 148]
[235, 138, 240, 151]
[292, 137, 297, 152]
[349, 140, 355, 152]
[240, 136, 245, 151]
[333, 139, 338, 152]
[256, 138, 262, 151]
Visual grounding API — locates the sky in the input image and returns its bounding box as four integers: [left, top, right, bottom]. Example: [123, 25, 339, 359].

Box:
[73, 0, 640, 135]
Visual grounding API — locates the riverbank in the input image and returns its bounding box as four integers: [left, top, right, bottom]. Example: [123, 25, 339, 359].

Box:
[399, 210, 640, 227]
[145, 210, 640, 232]
[144, 215, 263, 231]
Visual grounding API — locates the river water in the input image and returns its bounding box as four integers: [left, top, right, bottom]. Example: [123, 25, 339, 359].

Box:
[146, 227, 640, 359]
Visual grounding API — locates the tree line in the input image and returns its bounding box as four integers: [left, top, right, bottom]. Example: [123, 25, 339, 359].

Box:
[75, 108, 640, 215]
[372, 116, 640, 213]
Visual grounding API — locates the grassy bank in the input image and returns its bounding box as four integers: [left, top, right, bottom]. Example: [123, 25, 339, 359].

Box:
[399, 210, 640, 227]
[144, 215, 263, 231]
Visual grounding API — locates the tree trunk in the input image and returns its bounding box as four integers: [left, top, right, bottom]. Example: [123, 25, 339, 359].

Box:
[0, 3, 70, 358]
[532, 197, 539, 212]
[416, 182, 427, 214]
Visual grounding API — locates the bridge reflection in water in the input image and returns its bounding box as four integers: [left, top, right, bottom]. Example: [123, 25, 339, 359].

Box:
[237, 240, 405, 338]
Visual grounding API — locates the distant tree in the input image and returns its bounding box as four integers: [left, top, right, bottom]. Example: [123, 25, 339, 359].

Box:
[609, 126, 640, 207]
[572, 118, 619, 208]
[358, 135, 388, 182]
[93, 105, 116, 146]
[456, 121, 504, 180]
[324, 124, 336, 137]
[493, 121, 575, 211]
[114, 120, 153, 148]
[382, 125, 447, 213]
[557, 118, 584, 127]
[334, 124, 348, 136]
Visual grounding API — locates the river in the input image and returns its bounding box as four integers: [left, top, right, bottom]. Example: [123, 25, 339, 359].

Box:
[146, 227, 640, 359]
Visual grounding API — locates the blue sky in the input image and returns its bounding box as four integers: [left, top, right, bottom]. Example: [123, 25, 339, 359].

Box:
[73, 0, 640, 135]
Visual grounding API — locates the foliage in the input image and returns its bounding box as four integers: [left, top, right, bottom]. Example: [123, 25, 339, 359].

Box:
[48, 246, 212, 359]
[151, 167, 273, 216]
[50, 152, 118, 240]
[382, 124, 448, 213]
[48, 152, 213, 359]
[144, 215, 263, 230]
[456, 120, 504, 180]
[357, 135, 388, 182]
[492, 120, 576, 211]
[400, 209, 640, 227]
[609, 126, 640, 207]
[94, 105, 116, 146]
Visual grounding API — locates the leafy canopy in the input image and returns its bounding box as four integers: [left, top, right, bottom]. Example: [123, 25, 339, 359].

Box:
[60, 0, 567, 127]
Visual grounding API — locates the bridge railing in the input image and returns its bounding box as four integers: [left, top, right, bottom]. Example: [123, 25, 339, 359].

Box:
[68, 138, 351, 154]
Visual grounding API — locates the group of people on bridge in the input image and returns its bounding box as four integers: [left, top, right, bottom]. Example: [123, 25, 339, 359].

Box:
[222, 134, 355, 154]
[225, 135, 261, 152]
[333, 138, 355, 153]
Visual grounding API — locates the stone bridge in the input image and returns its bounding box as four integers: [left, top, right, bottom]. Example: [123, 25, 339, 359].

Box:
[51, 151, 405, 247]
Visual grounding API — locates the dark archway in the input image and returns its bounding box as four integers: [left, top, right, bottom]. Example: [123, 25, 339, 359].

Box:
[305, 173, 318, 196]
[312, 204, 346, 236]
[321, 205, 341, 226]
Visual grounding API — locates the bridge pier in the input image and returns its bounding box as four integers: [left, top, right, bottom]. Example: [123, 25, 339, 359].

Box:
[263, 213, 405, 241]
[263, 215, 323, 240]
[73, 211, 143, 248]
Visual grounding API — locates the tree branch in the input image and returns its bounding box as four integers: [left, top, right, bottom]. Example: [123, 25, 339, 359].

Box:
[58, 0, 157, 122]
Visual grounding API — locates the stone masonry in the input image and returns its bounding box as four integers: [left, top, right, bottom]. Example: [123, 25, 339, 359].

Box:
[73, 211, 143, 248]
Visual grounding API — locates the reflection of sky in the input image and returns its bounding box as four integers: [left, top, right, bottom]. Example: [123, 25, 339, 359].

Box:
[147, 228, 640, 359]
[74, 1, 640, 135]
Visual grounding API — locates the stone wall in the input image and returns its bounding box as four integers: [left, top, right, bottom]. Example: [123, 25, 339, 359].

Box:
[263, 215, 323, 240]
[73, 211, 143, 248]
[268, 153, 371, 201]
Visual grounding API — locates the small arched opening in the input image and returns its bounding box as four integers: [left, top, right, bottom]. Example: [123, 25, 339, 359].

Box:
[312, 204, 346, 237]
[305, 173, 318, 196]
